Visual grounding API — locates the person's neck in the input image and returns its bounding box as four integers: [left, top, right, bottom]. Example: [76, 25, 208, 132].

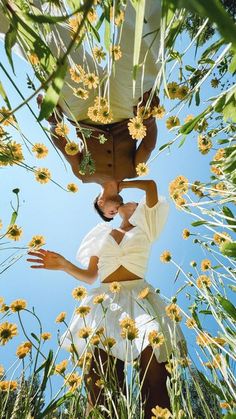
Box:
[119, 219, 133, 230]
[100, 181, 118, 198]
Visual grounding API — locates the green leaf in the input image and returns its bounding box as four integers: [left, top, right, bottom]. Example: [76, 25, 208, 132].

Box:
[191, 221, 208, 227]
[38, 392, 74, 418]
[31, 332, 40, 343]
[195, 89, 200, 106]
[229, 52, 236, 74]
[0, 81, 11, 109]
[104, 14, 110, 51]
[197, 371, 225, 399]
[222, 206, 236, 232]
[38, 61, 67, 121]
[40, 350, 54, 394]
[159, 142, 172, 151]
[223, 414, 236, 419]
[220, 242, 236, 260]
[179, 109, 209, 134]
[178, 135, 186, 148]
[26, 12, 72, 24]
[222, 94, 236, 122]
[4, 19, 18, 73]
[218, 295, 236, 321]
[222, 149, 236, 174]
[199, 310, 212, 315]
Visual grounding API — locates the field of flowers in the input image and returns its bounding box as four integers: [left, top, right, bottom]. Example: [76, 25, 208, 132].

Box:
[0, 0, 235, 418]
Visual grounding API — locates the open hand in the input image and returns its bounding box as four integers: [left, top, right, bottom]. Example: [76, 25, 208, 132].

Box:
[27, 249, 67, 270]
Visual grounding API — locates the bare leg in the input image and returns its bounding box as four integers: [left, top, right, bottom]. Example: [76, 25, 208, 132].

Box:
[140, 345, 171, 419]
[85, 347, 125, 417]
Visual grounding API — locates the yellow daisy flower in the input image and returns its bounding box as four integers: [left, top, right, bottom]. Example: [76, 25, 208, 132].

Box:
[0, 107, 15, 126]
[166, 116, 180, 130]
[196, 275, 211, 289]
[93, 46, 106, 63]
[176, 85, 189, 100]
[103, 337, 116, 349]
[67, 183, 79, 193]
[65, 372, 82, 392]
[160, 251, 172, 263]
[84, 73, 99, 90]
[198, 135, 212, 155]
[55, 123, 70, 137]
[87, 8, 97, 23]
[69, 65, 85, 83]
[90, 335, 100, 346]
[41, 332, 51, 341]
[136, 162, 149, 177]
[119, 316, 135, 329]
[0, 322, 18, 345]
[185, 318, 196, 329]
[72, 286, 87, 300]
[115, 10, 125, 26]
[128, 116, 147, 140]
[87, 105, 99, 122]
[73, 87, 89, 100]
[148, 331, 165, 348]
[78, 326, 93, 339]
[196, 332, 212, 347]
[55, 311, 66, 323]
[32, 143, 48, 159]
[121, 325, 139, 341]
[152, 105, 166, 119]
[65, 141, 79, 156]
[109, 282, 121, 293]
[75, 305, 91, 317]
[35, 168, 51, 184]
[0, 381, 18, 392]
[110, 45, 122, 61]
[28, 235, 45, 250]
[93, 293, 108, 304]
[165, 303, 182, 322]
[138, 287, 150, 299]
[55, 359, 68, 374]
[16, 342, 32, 359]
[151, 405, 172, 418]
[182, 229, 190, 239]
[10, 299, 27, 312]
[213, 232, 231, 245]
[166, 82, 179, 99]
[98, 107, 113, 124]
[6, 224, 23, 241]
[201, 259, 211, 271]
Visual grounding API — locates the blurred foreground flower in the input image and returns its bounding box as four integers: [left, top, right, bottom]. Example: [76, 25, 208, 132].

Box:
[0, 380, 17, 391]
[55, 123, 70, 137]
[148, 331, 165, 348]
[65, 372, 82, 392]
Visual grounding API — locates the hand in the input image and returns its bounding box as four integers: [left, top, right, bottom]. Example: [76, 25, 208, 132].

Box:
[37, 94, 63, 124]
[27, 249, 67, 270]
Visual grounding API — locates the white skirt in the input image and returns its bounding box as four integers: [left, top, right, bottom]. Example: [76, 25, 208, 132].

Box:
[61, 279, 184, 363]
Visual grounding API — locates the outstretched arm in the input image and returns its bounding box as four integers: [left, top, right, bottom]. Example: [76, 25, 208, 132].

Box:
[119, 180, 158, 208]
[27, 249, 98, 285]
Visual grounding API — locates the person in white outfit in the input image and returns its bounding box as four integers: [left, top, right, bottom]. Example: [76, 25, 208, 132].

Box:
[27, 179, 185, 418]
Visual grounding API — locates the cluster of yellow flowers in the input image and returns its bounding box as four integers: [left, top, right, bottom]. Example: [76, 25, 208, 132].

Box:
[151, 405, 172, 419]
[0, 107, 15, 126]
[169, 175, 188, 208]
[165, 303, 182, 322]
[0, 380, 18, 392]
[211, 148, 225, 176]
[213, 231, 231, 246]
[0, 140, 24, 167]
[64, 372, 82, 392]
[166, 82, 189, 100]
[87, 96, 113, 124]
[16, 341, 32, 359]
[119, 316, 139, 341]
[198, 134, 212, 155]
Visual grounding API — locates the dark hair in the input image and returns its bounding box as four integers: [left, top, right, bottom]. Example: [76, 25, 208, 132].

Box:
[93, 196, 113, 222]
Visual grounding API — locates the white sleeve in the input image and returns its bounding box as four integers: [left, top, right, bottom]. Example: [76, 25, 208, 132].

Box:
[128, 196, 169, 242]
[76, 223, 111, 267]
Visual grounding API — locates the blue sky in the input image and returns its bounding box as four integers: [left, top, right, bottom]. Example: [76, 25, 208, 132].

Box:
[0, 33, 226, 385]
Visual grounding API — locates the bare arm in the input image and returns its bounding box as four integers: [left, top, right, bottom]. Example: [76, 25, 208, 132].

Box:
[27, 249, 98, 285]
[119, 180, 158, 208]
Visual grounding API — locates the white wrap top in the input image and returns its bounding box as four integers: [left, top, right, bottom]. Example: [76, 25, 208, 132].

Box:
[76, 196, 169, 282]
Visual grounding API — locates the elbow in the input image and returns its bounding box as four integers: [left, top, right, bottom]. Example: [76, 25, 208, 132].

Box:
[85, 271, 98, 285]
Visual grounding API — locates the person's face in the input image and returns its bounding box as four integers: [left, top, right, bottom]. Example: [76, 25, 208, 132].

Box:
[118, 202, 138, 219]
[97, 194, 123, 218]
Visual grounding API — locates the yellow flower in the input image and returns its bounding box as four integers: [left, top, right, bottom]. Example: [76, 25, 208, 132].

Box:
[6, 224, 23, 241]
[109, 282, 121, 293]
[10, 299, 27, 312]
[78, 326, 93, 339]
[191, 181, 204, 198]
[93, 293, 108, 304]
[166, 82, 179, 99]
[169, 175, 188, 197]
[16, 342, 32, 359]
[28, 52, 40, 66]
[0, 107, 15, 126]
[219, 402, 231, 409]
[65, 141, 79, 156]
[196, 332, 212, 347]
[93, 46, 106, 63]
[152, 105, 166, 119]
[184, 114, 194, 123]
[213, 337, 226, 346]
[0, 381, 18, 392]
[67, 183, 79, 193]
[77, 352, 92, 369]
[0, 364, 4, 376]
[0, 220, 2, 230]
[41, 332, 51, 341]
[198, 135, 212, 155]
[160, 251, 172, 263]
[0, 304, 9, 313]
[0, 322, 18, 345]
[73, 87, 89, 100]
[121, 325, 139, 341]
[176, 85, 189, 100]
[84, 73, 99, 90]
[165, 303, 182, 322]
[110, 45, 122, 61]
[55, 123, 70, 137]
[87, 8, 97, 23]
[165, 359, 176, 374]
[148, 331, 165, 348]
[136, 162, 149, 177]
[95, 378, 105, 388]
[196, 275, 211, 289]
[201, 259, 211, 271]
[28, 235, 45, 250]
[87, 105, 99, 122]
[65, 372, 82, 392]
[69, 65, 85, 83]
[98, 107, 114, 124]
[115, 10, 125, 26]
[55, 311, 66, 323]
[211, 78, 219, 88]
[137, 106, 152, 120]
[32, 143, 48, 159]
[138, 287, 150, 299]
[90, 335, 100, 346]
[55, 359, 68, 374]
[185, 318, 196, 329]
[96, 326, 105, 336]
[119, 316, 135, 329]
[166, 116, 180, 130]
[212, 354, 223, 369]
[72, 286, 87, 301]
[75, 305, 91, 317]
[94, 96, 108, 107]
[182, 229, 190, 239]
[35, 168, 51, 184]
[103, 337, 116, 349]
[213, 232, 231, 246]
[128, 117, 147, 140]
[68, 13, 83, 33]
[151, 405, 172, 418]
